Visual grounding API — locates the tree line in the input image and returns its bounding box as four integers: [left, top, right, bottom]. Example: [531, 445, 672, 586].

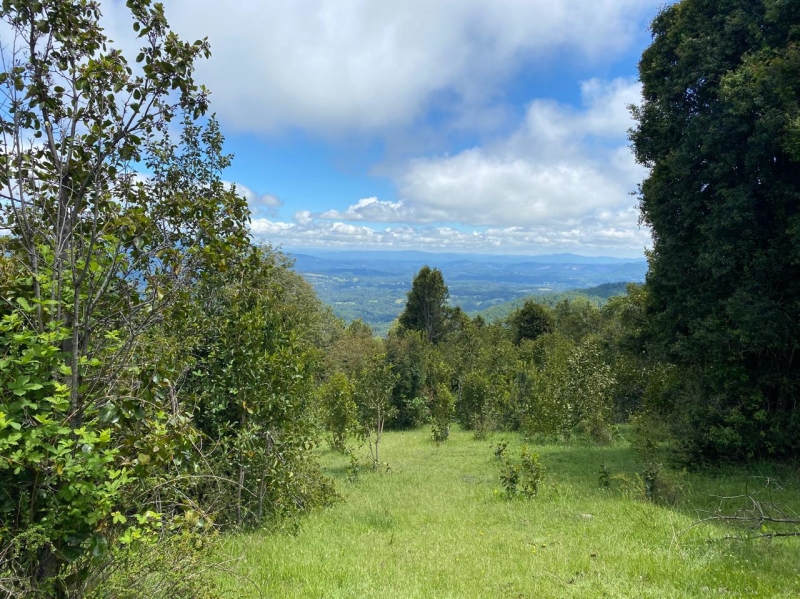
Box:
[322, 267, 657, 450]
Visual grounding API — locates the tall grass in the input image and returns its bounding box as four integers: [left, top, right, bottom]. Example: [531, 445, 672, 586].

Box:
[214, 427, 800, 598]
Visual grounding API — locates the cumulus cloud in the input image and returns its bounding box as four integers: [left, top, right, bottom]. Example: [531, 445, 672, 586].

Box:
[257, 194, 283, 209]
[247, 214, 649, 256]
[102, 0, 660, 136]
[249, 77, 651, 254]
[294, 210, 314, 226]
[94, 3, 654, 254]
[317, 197, 442, 223]
[227, 182, 283, 217]
[387, 77, 648, 235]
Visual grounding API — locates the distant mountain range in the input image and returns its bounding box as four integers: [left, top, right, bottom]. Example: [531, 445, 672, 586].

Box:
[288, 249, 645, 267]
[286, 249, 648, 335]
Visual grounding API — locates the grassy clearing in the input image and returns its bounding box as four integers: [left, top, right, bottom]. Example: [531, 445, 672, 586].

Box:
[214, 427, 800, 598]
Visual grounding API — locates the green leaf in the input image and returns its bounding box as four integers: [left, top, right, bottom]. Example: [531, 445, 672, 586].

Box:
[16, 297, 32, 312]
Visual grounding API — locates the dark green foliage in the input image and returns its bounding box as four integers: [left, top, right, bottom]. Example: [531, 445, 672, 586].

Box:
[509, 301, 554, 345]
[178, 246, 336, 527]
[385, 330, 430, 429]
[398, 266, 450, 343]
[327, 320, 382, 380]
[499, 461, 520, 498]
[521, 334, 615, 441]
[552, 298, 602, 343]
[493, 440, 509, 461]
[345, 449, 362, 483]
[599, 285, 652, 420]
[0, 2, 337, 593]
[384, 267, 649, 451]
[598, 464, 611, 489]
[631, 0, 800, 461]
[0, 0, 252, 591]
[82, 532, 220, 599]
[475, 282, 630, 324]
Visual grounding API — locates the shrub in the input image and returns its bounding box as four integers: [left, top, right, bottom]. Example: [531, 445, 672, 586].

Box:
[83, 531, 221, 599]
[493, 440, 509, 460]
[458, 371, 494, 439]
[319, 373, 360, 452]
[430, 384, 455, 444]
[499, 446, 545, 499]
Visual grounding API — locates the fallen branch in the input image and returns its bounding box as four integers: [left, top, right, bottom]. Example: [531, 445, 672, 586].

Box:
[691, 477, 800, 540]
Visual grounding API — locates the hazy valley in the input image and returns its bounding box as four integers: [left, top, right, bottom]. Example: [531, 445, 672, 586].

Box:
[289, 249, 648, 333]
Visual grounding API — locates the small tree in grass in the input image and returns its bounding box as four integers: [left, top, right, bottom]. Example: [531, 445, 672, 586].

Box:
[353, 355, 397, 469]
[430, 382, 455, 444]
[458, 370, 493, 439]
[319, 372, 360, 452]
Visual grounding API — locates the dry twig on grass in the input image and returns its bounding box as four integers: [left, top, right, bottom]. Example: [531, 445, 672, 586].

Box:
[691, 477, 800, 540]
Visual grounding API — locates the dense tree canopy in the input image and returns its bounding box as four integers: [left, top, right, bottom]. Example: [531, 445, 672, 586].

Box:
[631, 0, 800, 461]
[509, 301, 554, 345]
[398, 266, 450, 343]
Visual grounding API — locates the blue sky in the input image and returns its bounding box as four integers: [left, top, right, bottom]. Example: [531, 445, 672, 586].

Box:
[107, 0, 666, 257]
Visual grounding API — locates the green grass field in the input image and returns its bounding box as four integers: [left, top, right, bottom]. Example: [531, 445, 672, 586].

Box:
[214, 427, 800, 598]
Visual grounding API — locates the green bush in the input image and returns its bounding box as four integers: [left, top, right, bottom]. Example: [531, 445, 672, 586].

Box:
[430, 384, 455, 445]
[499, 447, 544, 499]
[458, 371, 493, 439]
[319, 373, 360, 452]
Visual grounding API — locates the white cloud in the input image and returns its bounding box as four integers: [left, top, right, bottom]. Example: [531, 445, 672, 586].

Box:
[390, 77, 646, 228]
[294, 210, 314, 226]
[226, 182, 283, 217]
[94, 4, 655, 254]
[102, 0, 660, 136]
[258, 194, 283, 209]
[318, 197, 441, 223]
[247, 216, 649, 256]
[308, 78, 646, 233]
[249, 77, 652, 254]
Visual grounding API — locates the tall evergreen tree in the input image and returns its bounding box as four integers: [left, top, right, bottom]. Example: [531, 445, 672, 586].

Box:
[631, 0, 800, 461]
[398, 266, 449, 343]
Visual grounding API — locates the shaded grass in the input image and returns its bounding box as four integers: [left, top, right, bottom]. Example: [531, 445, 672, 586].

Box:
[214, 427, 800, 598]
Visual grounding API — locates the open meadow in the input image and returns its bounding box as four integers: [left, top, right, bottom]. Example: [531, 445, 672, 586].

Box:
[215, 428, 800, 598]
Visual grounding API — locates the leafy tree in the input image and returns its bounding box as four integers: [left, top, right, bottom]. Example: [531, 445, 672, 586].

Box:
[457, 370, 492, 438]
[430, 382, 455, 445]
[599, 284, 654, 420]
[520, 332, 615, 441]
[353, 355, 397, 469]
[384, 329, 430, 429]
[327, 319, 382, 379]
[179, 246, 334, 526]
[563, 337, 616, 443]
[519, 333, 576, 437]
[398, 266, 449, 343]
[552, 298, 601, 343]
[319, 372, 360, 453]
[0, 0, 248, 592]
[509, 300, 554, 345]
[631, 0, 800, 461]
